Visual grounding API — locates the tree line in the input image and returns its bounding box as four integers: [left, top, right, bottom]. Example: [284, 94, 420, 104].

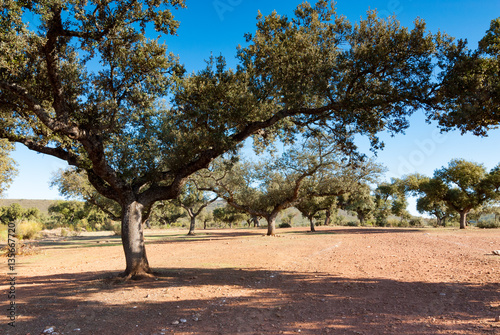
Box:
[1, 0, 499, 278]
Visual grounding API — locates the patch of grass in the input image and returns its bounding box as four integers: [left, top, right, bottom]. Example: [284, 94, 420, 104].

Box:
[0, 224, 7, 242]
[17, 220, 43, 240]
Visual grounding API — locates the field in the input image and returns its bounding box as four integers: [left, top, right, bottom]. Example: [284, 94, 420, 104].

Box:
[2, 226, 500, 335]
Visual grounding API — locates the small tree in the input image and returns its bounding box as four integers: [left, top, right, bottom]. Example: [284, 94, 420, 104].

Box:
[296, 196, 337, 232]
[342, 184, 376, 226]
[205, 136, 383, 235]
[406, 160, 500, 229]
[175, 181, 217, 235]
[148, 201, 186, 227]
[212, 205, 248, 228]
[375, 179, 410, 226]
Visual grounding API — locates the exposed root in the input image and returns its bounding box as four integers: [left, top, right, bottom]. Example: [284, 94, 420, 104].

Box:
[118, 268, 155, 281]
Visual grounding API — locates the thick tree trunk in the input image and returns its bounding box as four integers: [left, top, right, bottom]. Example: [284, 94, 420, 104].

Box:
[266, 214, 277, 236]
[309, 217, 316, 232]
[459, 211, 467, 229]
[188, 216, 196, 235]
[121, 201, 152, 279]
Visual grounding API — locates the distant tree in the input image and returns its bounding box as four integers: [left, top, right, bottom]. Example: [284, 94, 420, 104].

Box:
[48, 201, 86, 227]
[375, 179, 410, 226]
[51, 168, 121, 221]
[148, 201, 186, 227]
[175, 181, 217, 235]
[296, 196, 336, 232]
[0, 140, 17, 197]
[341, 184, 376, 226]
[204, 136, 383, 235]
[212, 205, 248, 228]
[199, 210, 214, 229]
[0, 203, 25, 224]
[406, 160, 500, 229]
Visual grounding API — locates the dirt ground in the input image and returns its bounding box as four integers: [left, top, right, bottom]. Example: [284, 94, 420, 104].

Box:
[2, 226, 500, 335]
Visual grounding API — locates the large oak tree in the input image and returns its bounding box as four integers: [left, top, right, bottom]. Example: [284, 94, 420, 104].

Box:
[0, 0, 443, 277]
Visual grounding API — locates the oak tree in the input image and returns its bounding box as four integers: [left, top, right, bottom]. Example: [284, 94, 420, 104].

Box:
[406, 160, 500, 229]
[0, 0, 443, 277]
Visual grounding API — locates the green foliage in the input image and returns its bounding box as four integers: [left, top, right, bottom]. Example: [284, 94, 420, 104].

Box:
[47, 200, 112, 231]
[402, 159, 500, 229]
[148, 201, 186, 226]
[432, 17, 500, 136]
[0, 203, 41, 225]
[213, 206, 248, 227]
[477, 220, 500, 229]
[51, 168, 121, 220]
[0, 139, 17, 197]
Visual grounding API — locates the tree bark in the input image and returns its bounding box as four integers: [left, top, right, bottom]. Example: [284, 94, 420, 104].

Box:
[251, 215, 260, 227]
[324, 209, 331, 226]
[121, 200, 152, 279]
[357, 212, 365, 226]
[188, 215, 196, 235]
[459, 210, 467, 229]
[309, 217, 316, 232]
[266, 214, 277, 236]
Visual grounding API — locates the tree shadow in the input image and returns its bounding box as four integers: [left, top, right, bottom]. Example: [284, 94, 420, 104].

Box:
[284, 227, 425, 236]
[5, 267, 500, 335]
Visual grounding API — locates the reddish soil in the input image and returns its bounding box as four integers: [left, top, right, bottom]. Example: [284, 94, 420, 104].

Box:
[2, 226, 500, 335]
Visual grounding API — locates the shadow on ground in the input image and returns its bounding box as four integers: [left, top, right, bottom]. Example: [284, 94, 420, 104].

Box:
[5, 267, 500, 335]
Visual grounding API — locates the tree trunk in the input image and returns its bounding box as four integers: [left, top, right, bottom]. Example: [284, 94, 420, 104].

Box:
[309, 217, 316, 232]
[324, 209, 331, 226]
[252, 215, 260, 227]
[266, 214, 277, 236]
[188, 215, 196, 235]
[121, 201, 152, 279]
[459, 211, 467, 229]
[357, 212, 365, 226]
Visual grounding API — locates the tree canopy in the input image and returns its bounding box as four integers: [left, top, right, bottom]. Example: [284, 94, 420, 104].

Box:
[432, 18, 500, 135]
[404, 159, 500, 229]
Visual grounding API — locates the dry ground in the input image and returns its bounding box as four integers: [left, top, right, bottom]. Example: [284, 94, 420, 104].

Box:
[1, 226, 500, 335]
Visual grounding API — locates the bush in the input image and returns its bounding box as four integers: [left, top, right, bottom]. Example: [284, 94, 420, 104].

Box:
[16, 220, 43, 240]
[477, 221, 500, 229]
[279, 222, 292, 228]
[409, 217, 424, 227]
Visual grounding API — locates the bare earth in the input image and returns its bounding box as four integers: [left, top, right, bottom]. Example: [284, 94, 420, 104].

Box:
[2, 226, 500, 335]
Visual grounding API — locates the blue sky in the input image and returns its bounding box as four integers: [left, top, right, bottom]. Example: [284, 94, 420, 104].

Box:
[5, 0, 500, 215]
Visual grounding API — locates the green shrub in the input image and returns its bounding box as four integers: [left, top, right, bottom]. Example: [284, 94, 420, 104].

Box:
[279, 222, 292, 228]
[346, 221, 359, 227]
[16, 220, 43, 240]
[409, 217, 424, 227]
[477, 221, 500, 229]
[109, 222, 121, 236]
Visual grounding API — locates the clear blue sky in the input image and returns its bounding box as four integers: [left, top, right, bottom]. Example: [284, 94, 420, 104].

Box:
[5, 0, 500, 215]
